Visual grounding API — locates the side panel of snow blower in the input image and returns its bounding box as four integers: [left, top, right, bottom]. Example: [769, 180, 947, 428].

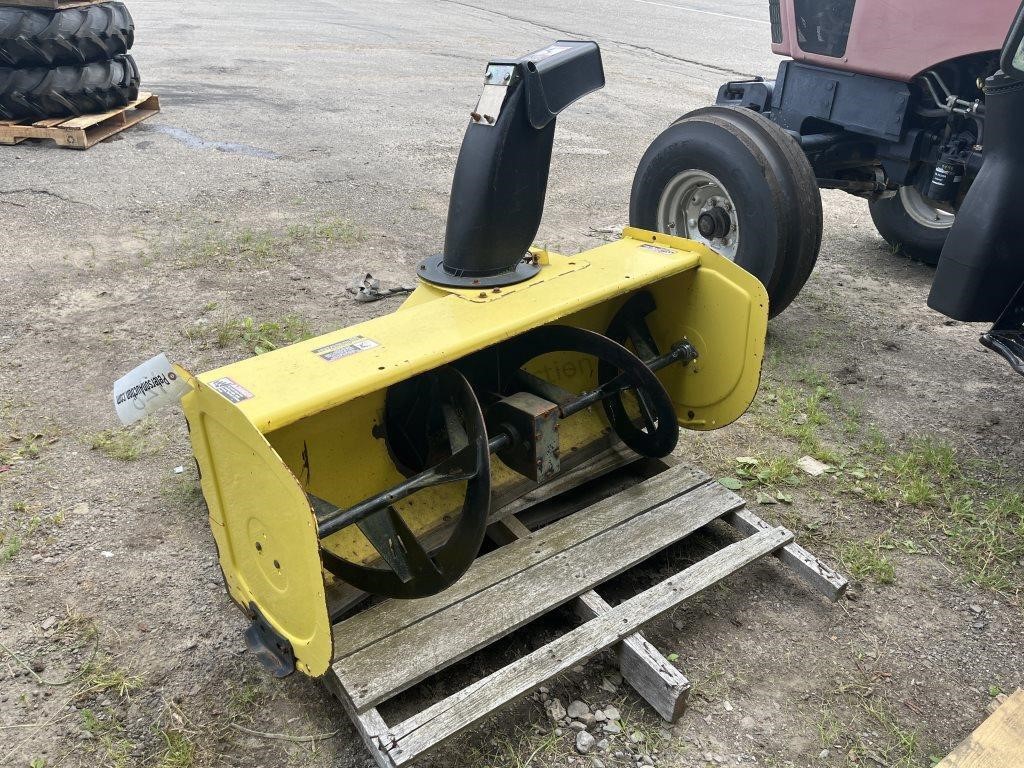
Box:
[181, 231, 766, 677]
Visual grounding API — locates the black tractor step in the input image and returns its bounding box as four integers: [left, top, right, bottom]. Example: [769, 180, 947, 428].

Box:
[981, 330, 1024, 376]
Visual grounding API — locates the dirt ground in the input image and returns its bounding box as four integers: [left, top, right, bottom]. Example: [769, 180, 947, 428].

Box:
[1, 2, 1022, 768]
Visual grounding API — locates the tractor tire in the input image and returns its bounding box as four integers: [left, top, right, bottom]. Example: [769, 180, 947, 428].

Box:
[0, 2, 133, 68]
[630, 105, 823, 318]
[868, 186, 953, 266]
[0, 55, 139, 120]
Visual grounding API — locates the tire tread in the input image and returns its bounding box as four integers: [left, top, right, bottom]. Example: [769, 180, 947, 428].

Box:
[0, 54, 139, 120]
[0, 2, 133, 68]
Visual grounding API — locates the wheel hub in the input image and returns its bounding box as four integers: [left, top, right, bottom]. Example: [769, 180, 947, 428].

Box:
[697, 205, 731, 239]
[656, 169, 740, 260]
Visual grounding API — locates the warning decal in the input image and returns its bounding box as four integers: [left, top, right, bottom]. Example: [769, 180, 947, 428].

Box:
[639, 243, 676, 255]
[314, 335, 380, 362]
[209, 377, 254, 404]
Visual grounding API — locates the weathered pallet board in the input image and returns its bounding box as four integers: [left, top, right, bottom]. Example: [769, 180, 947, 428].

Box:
[383, 528, 793, 765]
[0, 93, 159, 149]
[331, 461, 708, 661]
[333, 466, 737, 711]
[656, 454, 849, 602]
[488, 514, 692, 723]
[936, 689, 1024, 768]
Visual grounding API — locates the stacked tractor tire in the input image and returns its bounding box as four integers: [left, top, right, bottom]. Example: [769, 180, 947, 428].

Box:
[0, 1, 138, 120]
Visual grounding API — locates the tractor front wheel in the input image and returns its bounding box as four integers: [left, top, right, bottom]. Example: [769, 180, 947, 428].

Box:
[630, 106, 822, 318]
[868, 186, 954, 266]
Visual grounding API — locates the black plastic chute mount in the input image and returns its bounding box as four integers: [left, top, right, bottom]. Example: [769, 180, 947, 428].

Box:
[419, 41, 605, 288]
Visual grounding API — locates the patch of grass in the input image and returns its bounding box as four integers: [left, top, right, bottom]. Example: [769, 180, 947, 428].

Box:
[1, 429, 53, 464]
[813, 650, 929, 768]
[935, 490, 1024, 591]
[688, 663, 728, 703]
[816, 703, 843, 749]
[839, 537, 896, 585]
[79, 708, 135, 768]
[616, 701, 666, 757]
[82, 653, 144, 698]
[762, 383, 833, 457]
[156, 730, 198, 768]
[215, 315, 312, 355]
[183, 314, 312, 356]
[226, 680, 269, 722]
[179, 218, 363, 269]
[0, 531, 22, 563]
[88, 420, 159, 461]
[859, 696, 922, 766]
[757, 359, 1023, 596]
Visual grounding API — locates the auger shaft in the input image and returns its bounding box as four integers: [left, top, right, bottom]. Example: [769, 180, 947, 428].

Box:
[312, 339, 697, 540]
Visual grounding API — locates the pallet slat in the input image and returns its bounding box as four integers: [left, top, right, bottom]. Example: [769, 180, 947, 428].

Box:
[332, 463, 708, 660]
[0, 93, 159, 149]
[726, 508, 848, 601]
[488, 515, 691, 723]
[334, 475, 744, 712]
[384, 527, 794, 765]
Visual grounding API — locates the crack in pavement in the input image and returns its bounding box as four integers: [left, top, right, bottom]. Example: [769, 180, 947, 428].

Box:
[0, 188, 93, 207]
[438, 0, 753, 79]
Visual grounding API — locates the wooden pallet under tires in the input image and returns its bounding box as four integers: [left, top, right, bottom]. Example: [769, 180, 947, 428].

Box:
[323, 452, 848, 767]
[0, 0, 108, 9]
[0, 92, 159, 149]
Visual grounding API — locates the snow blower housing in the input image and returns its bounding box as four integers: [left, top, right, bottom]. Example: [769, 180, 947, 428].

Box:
[180, 41, 769, 678]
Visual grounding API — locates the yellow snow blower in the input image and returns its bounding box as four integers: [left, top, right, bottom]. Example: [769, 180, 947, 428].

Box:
[180, 41, 768, 678]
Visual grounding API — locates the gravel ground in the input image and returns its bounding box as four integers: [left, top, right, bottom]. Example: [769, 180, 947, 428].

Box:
[1, 2, 1022, 768]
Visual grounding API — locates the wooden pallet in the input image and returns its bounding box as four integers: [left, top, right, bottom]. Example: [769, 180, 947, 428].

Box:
[0, 93, 159, 149]
[936, 689, 1024, 768]
[0, 0, 107, 9]
[323, 454, 848, 767]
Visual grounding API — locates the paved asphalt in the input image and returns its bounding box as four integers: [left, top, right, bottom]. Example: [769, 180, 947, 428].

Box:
[0, 0, 790, 276]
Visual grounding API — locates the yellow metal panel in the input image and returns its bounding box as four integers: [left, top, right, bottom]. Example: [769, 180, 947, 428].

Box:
[181, 375, 333, 678]
[197, 236, 700, 434]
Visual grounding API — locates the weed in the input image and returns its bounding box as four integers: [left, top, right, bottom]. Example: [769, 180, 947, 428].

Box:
[214, 315, 312, 355]
[184, 314, 312, 355]
[227, 682, 268, 720]
[1, 430, 51, 463]
[79, 708, 135, 768]
[82, 654, 143, 698]
[0, 531, 22, 563]
[178, 218, 363, 269]
[160, 469, 203, 512]
[156, 730, 198, 768]
[901, 475, 939, 506]
[88, 420, 158, 461]
[860, 696, 921, 766]
[839, 538, 896, 585]
[816, 704, 842, 749]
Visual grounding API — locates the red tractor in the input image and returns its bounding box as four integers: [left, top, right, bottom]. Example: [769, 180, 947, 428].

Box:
[631, 0, 1024, 369]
